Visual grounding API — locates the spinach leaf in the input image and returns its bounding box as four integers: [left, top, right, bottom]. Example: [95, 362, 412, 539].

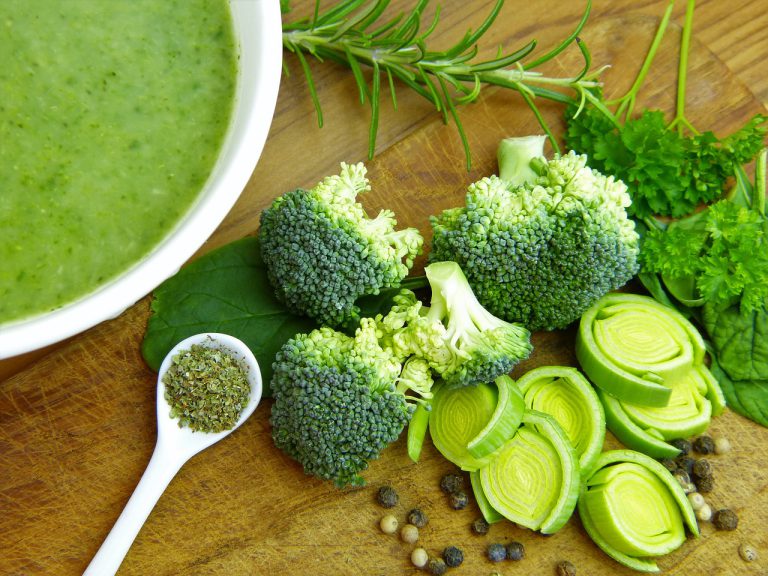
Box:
[702, 302, 768, 382]
[709, 354, 768, 428]
[141, 236, 317, 396]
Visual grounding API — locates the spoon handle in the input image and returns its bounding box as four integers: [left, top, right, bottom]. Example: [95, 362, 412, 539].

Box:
[83, 442, 184, 576]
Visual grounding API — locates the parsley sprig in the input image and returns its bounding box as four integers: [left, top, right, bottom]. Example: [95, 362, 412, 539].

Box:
[565, 0, 767, 218]
[282, 0, 604, 167]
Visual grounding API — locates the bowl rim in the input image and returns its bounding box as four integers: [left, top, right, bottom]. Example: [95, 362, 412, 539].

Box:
[0, 0, 283, 359]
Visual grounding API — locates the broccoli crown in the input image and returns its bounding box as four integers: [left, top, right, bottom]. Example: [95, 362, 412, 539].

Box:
[422, 261, 532, 387]
[269, 319, 412, 487]
[429, 142, 640, 331]
[259, 162, 423, 328]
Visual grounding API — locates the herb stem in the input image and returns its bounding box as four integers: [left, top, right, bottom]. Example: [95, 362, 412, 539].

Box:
[668, 0, 697, 135]
[755, 148, 766, 217]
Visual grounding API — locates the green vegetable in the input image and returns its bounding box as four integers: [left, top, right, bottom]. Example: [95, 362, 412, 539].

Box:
[418, 261, 533, 388]
[576, 293, 712, 407]
[640, 150, 768, 426]
[466, 375, 525, 460]
[141, 237, 317, 395]
[429, 135, 640, 331]
[516, 366, 605, 475]
[469, 470, 504, 524]
[407, 402, 430, 463]
[259, 162, 423, 329]
[428, 380, 499, 471]
[479, 409, 580, 534]
[578, 450, 699, 572]
[269, 318, 432, 487]
[564, 0, 767, 218]
[282, 0, 603, 167]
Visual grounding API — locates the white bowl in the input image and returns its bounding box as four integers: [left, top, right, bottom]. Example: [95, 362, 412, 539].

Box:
[0, 0, 283, 359]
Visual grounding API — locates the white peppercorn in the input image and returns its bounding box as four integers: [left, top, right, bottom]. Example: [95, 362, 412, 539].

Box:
[400, 523, 419, 544]
[380, 514, 398, 534]
[687, 492, 706, 511]
[411, 547, 429, 569]
[696, 503, 712, 522]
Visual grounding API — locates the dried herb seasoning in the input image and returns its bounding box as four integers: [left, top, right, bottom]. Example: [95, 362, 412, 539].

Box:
[163, 344, 250, 433]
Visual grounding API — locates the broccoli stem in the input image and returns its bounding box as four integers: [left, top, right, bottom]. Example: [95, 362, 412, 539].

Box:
[497, 135, 546, 185]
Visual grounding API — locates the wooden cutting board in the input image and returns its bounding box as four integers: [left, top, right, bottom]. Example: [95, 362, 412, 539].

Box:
[2, 1, 767, 574]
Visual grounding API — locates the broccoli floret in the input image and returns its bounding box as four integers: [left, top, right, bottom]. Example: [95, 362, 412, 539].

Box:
[269, 318, 431, 487]
[259, 162, 423, 328]
[420, 261, 532, 387]
[429, 135, 640, 331]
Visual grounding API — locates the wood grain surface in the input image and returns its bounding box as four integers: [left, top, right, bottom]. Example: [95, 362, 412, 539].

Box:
[2, 1, 768, 575]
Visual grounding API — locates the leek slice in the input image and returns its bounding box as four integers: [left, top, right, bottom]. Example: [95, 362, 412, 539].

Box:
[579, 449, 699, 572]
[517, 366, 605, 475]
[407, 403, 430, 462]
[479, 409, 580, 534]
[470, 469, 504, 524]
[467, 375, 525, 459]
[576, 293, 708, 406]
[429, 380, 498, 470]
[600, 364, 722, 458]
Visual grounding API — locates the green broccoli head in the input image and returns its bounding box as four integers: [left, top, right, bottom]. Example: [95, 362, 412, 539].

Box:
[429, 136, 640, 332]
[259, 162, 423, 328]
[269, 318, 417, 487]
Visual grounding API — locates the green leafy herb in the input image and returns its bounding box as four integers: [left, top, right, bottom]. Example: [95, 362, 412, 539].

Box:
[282, 0, 603, 167]
[141, 237, 317, 396]
[565, 0, 767, 218]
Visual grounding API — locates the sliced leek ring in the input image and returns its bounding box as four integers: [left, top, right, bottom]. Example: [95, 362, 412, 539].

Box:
[517, 366, 605, 475]
[470, 469, 504, 524]
[576, 293, 708, 407]
[600, 365, 722, 458]
[429, 380, 498, 470]
[467, 375, 525, 459]
[479, 409, 580, 534]
[579, 449, 699, 572]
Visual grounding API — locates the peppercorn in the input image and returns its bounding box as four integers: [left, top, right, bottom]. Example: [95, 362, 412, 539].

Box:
[507, 541, 525, 561]
[407, 508, 429, 528]
[696, 503, 713, 522]
[427, 557, 447, 576]
[673, 470, 692, 487]
[695, 475, 715, 493]
[380, 514, 399, 534]
[675, 455, 696, 475]
[687, 492, 706, 511]
[660, 458, 678, 472]
[471, 517, 490, 535]
[712, 508, 739, 531]
[739, 543, 758, 562]
[449, 490, 469, 510]
[401, 523, 419, 544]
[670, 438, 692, 455]
[693, 435, 715, 455]
[487, 543, 507, 562]
[376, 485, 399, 508]
[692, 458, 713, 479]
[443, 546, 464, 567]
[714, 435, 732, 455]
[556, 560, 577, 576]
[440, 472, 465, 494]
[411, 548, 429, 569]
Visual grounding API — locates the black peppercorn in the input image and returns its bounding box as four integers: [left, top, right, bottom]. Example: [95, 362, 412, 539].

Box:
[507, 541, 525, 561]
[556, 560, 577, 576]
[693, 435, 715, 455]
[670, 438, 692, 455]
[660, 458, 678, 472]
[443, 546, 464, 568]
[449, 490, 469, 510]
[440, 472, 465, 494]
[692, 458, 713, 479]
[487, 543, 507, 562]
[673, 470, 692, 486]
[471, 517, 490, 535]
[376, 485, 399, 508]
[696, 475, 715, 493]
[427, 557, 447, 576]
[407, 508, 429, 528]
[675, 455, 696, 475]
[712, 508, 739, 531]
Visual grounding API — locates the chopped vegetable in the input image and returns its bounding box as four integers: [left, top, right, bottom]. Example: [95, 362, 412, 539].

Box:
[479, 410, 580, 534]
[516, 366, 605, 475]
[429, 136, 639, 331]
[578, 449, 699, 572]
[470, 470, 504, 525]
[259, 162, 423, 328]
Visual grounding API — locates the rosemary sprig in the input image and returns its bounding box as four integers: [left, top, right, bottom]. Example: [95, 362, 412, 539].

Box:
[282, 0, 603, 168]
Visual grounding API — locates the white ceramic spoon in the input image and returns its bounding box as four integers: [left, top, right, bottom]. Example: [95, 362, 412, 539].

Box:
[83, 333, 262, 576]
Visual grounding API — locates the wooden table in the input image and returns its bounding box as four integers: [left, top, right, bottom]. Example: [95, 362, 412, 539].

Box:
[2, 1, 767, 574]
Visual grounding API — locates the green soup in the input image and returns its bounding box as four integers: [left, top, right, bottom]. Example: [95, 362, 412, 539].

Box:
[0, 0, 237, 324]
